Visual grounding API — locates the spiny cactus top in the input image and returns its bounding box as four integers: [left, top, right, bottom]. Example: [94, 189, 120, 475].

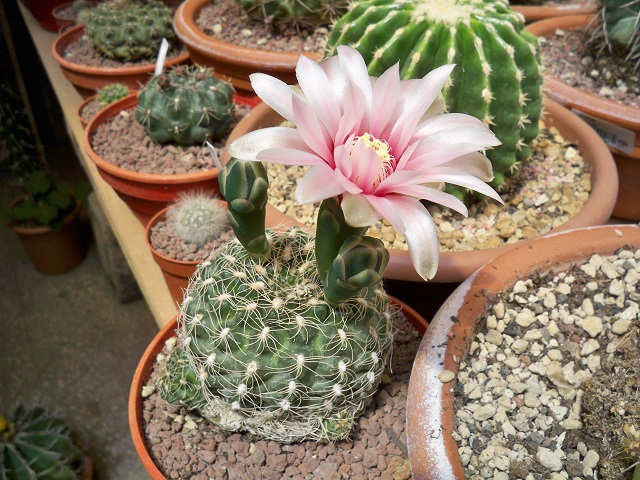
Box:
[234, 0, 349, 32]
[85, 0, 175, 62]
[157, 46, 502, 444]
[0, 405, 85, 480]
[96, 83, 129, 107]
[324, 0, 544, 197]
[594, 0, 640, 69]
[135, 66, 235, 146]
[166, 191, 230, 246]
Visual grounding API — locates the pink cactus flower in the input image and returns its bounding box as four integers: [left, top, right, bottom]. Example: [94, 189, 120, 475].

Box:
[227, 46, 503, 281]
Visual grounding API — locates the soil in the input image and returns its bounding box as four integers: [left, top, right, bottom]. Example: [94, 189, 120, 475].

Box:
[195, 0, 327, 55]
[538, 26, 640, 108]
[89, 104, 251, 175]
[141, 309, 421, 479]
[53, 4, 75, 21]
[78, 97, 103, 125]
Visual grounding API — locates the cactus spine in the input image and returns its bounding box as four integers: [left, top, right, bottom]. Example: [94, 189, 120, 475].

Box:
[593, 0, 640, 69]
[0, 405, 85, 480]
[96, 83, 129, 107]
[135, 66, 235, 146]
[325, 0, 543, 196]
[166, 191, 230, 246]
[85, 0, 175, 62]
[234, 0, 349, 31]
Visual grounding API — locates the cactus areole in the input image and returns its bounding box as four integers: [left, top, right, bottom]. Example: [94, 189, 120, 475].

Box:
[325, 0, 544, 194]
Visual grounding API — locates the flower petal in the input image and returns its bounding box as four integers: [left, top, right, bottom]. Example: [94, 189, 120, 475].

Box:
[291, 94, 334, 164]
[370, 62, 401, 136]
[440, 152, 495, 182]
[341, 193, 381, 227]
[295, 163, 349, 204]
[226, 127, 312, 160]
[296, 55, 341, 136]
[337, 45, 372, 110]
[387, 183, 469, 216]
[421, 167, 505, 203]
[250, 73, 296, 123]
[257, 148, 323, 166]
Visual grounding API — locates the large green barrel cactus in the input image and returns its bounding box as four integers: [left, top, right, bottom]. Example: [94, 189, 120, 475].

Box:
[85, 0, 175, 62]
[234, 0, 349, 31]
[0, 405, 85, 480]
[135, 66, 235, 146]
[325, 0, 543, 194]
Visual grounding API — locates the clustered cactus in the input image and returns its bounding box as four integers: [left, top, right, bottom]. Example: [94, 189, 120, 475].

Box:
[96, 83, 129, 107]
[166, 191, 230, 246]
[85, 0, 175, 62]
[0, 405, 85, 480]
[234, 0, 350, 31]
[135, 66, 235, 146]
[592, 0, 640, 70]
[158, 158, 393, 443]
[325, 0, 543, 197]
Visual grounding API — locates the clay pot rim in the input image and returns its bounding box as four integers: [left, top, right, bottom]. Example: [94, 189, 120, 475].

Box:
[51, 24, 191, 79]
[511, 1, 597, 22]
[527, 14, 640, 130]
[77, 88, 137, 129]
[173, 0, 322, 72]
[222, 98, 619, 283]
[129, 295, 428, 480]
[405, 223, 640, 478]
[8, 196, 82, 235]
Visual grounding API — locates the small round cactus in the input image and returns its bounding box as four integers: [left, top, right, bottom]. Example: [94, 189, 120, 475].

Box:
[325, 0, 543, 197]
[234, 0, 349, 31]
[166, 191, 230, 246]
[85, 0, 175, 62]
[96, 83, 129, 107]
[135, 66, 235, 146]
[0, 405, 85, 479]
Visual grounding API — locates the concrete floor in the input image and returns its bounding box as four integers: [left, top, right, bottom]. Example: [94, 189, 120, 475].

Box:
[0, 147, 158, 480]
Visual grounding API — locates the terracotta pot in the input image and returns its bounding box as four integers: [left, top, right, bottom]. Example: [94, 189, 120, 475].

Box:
[8, 200, 89, 275]
[51, 24, 191, 96]
[129, 295, 428, 479]
[173, 0, 321, 94]
[511, 1, 597, 23]
[84, 94, 242, 226]
[77, 89, 136, 129]
[51, 1, 97, 30]
[222, 98, 619, 284]
[21, 0, 69, 32]
[405, 224, 640, 478]
[527, 15, 640, 220]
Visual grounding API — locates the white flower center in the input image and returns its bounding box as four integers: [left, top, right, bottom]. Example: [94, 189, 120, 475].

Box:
[355, 132, 395, 189]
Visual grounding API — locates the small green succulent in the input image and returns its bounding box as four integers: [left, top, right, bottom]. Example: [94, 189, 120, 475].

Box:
[234, 0, 349, 31]
[166, 191, 230, 246]
[96, 83, 129, 107]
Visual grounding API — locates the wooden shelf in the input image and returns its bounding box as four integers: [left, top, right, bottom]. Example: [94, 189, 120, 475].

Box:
[18, 3, 178, 328]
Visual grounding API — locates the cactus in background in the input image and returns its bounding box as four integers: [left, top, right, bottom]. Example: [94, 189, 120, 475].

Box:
[592, 0, 640, 69]
[166, 191, 230, 246]
[234, 0, 349, 31]
[85, 0, 175, 62]
[96, 83, 129, 107]
[0, 405, 85, 479]
[135, 66, 235, 146]
[325, 0, 543, 197]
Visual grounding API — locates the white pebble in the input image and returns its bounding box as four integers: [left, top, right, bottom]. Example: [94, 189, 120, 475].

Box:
[537, 447, 564, 471]
[576, 315, 603, 337]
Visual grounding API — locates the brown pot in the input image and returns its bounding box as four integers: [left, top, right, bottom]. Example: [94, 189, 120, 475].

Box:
[8, 200, 89, 275]
[405, 224, 640, 478]
[173, 0, 321, 94]
[511, 1, 597, 23]
[129, 295, 428, 479]
[51, 24, 191, 96]
[84, 94, 229, 226]
[527, 15, 640, 220]
[222, 98, 619, 284]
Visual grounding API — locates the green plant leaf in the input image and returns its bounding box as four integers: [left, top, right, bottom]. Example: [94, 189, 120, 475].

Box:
[48, 190, 73, 210]
[23, 171, 51, 196]
[33, 204, 57, 226]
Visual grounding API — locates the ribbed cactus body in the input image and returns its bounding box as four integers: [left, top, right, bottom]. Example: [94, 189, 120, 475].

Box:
[234, 0, 349, 31]
[325, 0, 543, 193]
[158, 227, 393, 443]
[599, 0, 640, 67]
[85, 0, 175, 62]
[0, 406, 84, 480]
[135, 67, 235, 146]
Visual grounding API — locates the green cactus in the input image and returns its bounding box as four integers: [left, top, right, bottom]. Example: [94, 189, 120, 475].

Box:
[593, 0, 640, 69]
[0, 405, 85, 480]
[166, 191, 230, 246]
[96, 83, 129, 107]
[234, 0, 349, 31]
[85, 0, 175, 62]
[325, 0, 543, 197]
[135, 66, 235, 146]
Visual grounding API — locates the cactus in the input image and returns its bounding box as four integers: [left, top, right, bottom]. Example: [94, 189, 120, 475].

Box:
[96, 83, 129, 107]
[234, 0, 349, 31]
[166, 191, 230, 246]
[324, 0, 543, 197]
[592, 0, 640, 69]
[135, 66, 235, 146]
[85, 0, 175, 62]
[0, 405, 85, 480]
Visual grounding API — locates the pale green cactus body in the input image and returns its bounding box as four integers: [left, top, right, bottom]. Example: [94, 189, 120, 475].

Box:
[325, 0, 543, 195]
[158, 227, 393, 443]
[166, 192, 229, 246]
[135, 66, 235, 146]
[85, 0, 175, 62]
[0, 406, 85, 480]
[96, 83, 129, 107]
[597, 0, 640, 68]
[234, 0, 349, 31]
